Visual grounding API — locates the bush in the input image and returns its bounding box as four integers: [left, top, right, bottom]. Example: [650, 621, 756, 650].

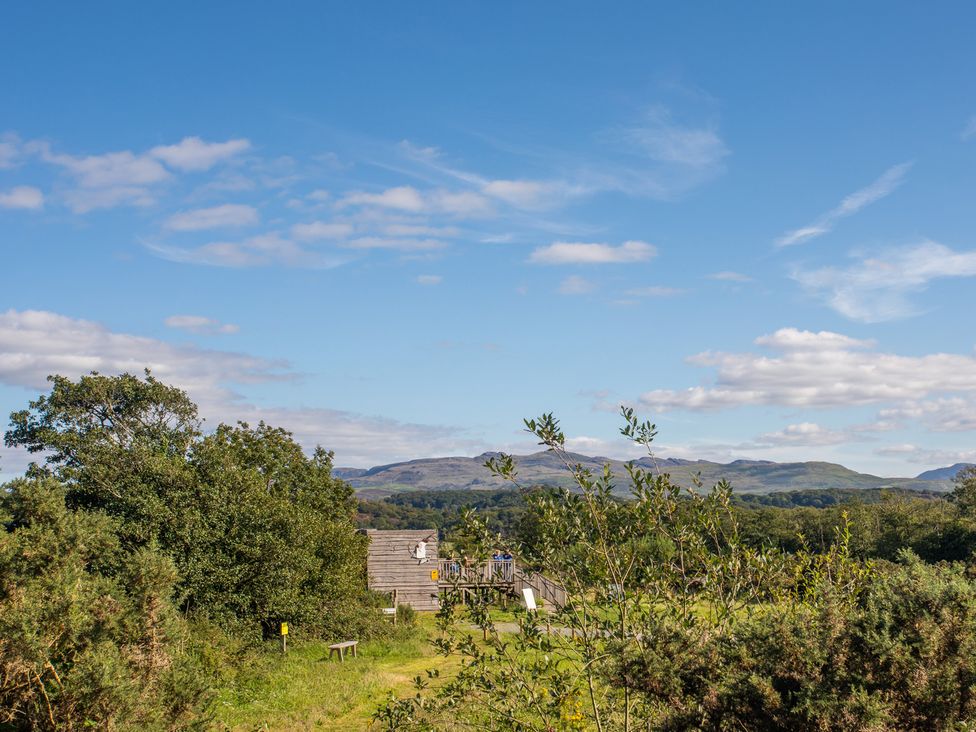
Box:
[0, 478, 211, 731]
[396, 603, 417, 627]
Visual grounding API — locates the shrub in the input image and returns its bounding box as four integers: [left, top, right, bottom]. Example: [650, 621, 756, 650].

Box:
[0, 478, 211, 731]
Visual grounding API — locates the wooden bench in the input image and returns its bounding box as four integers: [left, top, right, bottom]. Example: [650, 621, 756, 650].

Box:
[328, 640, 358, 661]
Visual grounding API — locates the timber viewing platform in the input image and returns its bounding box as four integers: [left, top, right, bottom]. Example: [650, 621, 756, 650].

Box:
[363, 529, 566, 610]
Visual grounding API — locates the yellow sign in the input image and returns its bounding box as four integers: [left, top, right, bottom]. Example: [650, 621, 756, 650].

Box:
[280, 622, 288, 636]
[430, 569, 439, 581]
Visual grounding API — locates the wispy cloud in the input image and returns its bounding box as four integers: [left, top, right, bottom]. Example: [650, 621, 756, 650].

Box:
[290, 221, 355, 240]
[164, 314, 240, 335]
[621, 106, 728, 168]
[775, 162, 912, 247]
[876, 444, 976, 466]
[792, 240, 976, 322]
[559, 275, 595, 295]
[0, 185, 43, 210]
[529, 240, 657, 265]
[34, 136, 251, 213]
[149, 137, 251, 171]
[149, 233, 346, 269]
[707, 270, 752, 283]
[416, 274, 442, 285]
[164, 203, 258, 231]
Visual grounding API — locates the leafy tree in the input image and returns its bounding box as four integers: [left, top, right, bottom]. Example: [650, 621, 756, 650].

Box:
[952, 466, 976, 517]
[5, 372, 375, 638]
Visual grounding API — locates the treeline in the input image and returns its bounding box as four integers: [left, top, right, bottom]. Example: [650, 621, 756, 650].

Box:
[360, 482, 976, 567]
[0, 372, 386, 731]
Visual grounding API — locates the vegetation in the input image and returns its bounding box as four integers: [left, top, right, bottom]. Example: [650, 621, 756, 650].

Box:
[377, 410, 976, 731]
[6, 373, 976, 730]
[1, 372, 385, 730]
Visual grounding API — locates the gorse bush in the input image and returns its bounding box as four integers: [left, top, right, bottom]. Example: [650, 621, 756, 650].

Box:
[378, 410, 976, 731]
[0, 478, 210, 731]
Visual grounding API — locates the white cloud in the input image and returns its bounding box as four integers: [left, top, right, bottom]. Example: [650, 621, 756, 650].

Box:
[559, 275, 595, 295]
[0, 309, 287, 395]
[164, 203, 258, 231]
[0, 309, 480, 471]
[43, 148, 170, 189]
[792, 240, 976, 322]
[290, 221, 355, 240]
[149, 137, 251, 171]
[776, 162, 912, 247]
[530, 240, 657, 265]
[34, 137, 250, 213]
[749, 422, 849, 448]
[707, 271, 753, 283]
[640, 327, 976, 412]
[481, 179, 584, 210]
[164, 315, 240, 335]
[340, 185, 426, 212]
[753, 328, 873, 351]
[339, 185, 494, 219]
[149, 233, 345, 269]
[41, 145, 169, 212]
[416, 274, 442, 285]
[0, 186, 43, 210]
[879, 398, 976, 433]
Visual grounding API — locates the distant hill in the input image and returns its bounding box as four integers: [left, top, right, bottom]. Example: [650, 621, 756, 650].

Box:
[335, 451, 953, 498]
[916, 463, 975, 481]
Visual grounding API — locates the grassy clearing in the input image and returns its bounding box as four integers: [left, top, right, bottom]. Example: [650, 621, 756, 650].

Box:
[212, 617, 452, 731]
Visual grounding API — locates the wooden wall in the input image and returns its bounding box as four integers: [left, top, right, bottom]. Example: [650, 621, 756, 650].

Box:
[363, 529, 440, 611]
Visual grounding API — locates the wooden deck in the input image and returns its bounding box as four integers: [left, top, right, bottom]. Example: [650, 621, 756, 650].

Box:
[363, 529, 567, 610]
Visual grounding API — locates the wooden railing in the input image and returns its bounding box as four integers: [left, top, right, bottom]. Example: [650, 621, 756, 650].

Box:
[436, 558, 568, 607]
[513, 567, 567, 607]
[437, 558, 515, 585]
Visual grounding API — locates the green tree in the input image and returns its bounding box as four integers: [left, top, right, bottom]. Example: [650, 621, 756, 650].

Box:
[952, 466, 976, 517]
[5, 372, 375, 638]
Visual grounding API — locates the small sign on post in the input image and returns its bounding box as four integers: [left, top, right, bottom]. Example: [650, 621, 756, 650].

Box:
[522, 587, 537, 612]
[280, 622, 288, 654]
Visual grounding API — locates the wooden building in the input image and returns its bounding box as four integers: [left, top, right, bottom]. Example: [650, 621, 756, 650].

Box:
[363, 529, 440, 611]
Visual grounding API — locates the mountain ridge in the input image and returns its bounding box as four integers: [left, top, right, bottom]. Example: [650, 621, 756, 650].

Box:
[335, 451, 956, 498]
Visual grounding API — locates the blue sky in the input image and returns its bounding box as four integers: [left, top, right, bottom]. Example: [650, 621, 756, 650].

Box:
[3, 2, 976, 478]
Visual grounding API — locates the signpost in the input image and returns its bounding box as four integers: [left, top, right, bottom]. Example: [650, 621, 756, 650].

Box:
[280, 622, 288, 654]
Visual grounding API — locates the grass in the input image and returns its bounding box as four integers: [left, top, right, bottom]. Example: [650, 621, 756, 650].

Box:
[212, 617, 453, 731]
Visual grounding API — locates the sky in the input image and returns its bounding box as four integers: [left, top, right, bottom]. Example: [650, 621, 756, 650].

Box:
[2, 2, 976, 479]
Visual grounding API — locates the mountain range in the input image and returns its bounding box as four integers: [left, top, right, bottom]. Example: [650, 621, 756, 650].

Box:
[336, 453, 974, 499]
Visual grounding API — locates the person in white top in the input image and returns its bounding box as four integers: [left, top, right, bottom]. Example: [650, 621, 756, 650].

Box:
[412, 534, 435, 563]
